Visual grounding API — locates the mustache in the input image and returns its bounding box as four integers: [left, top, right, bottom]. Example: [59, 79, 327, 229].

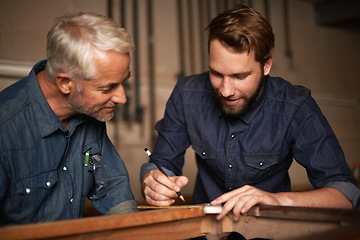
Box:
[213, 89, 246, 101]
[102, 103, 117, 109]
[223, 95, 246, 101]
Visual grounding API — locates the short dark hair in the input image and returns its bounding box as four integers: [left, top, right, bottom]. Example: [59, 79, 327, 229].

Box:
[206, 4, 274, 65]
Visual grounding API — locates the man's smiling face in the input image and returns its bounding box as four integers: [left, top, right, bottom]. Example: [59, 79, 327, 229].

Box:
[209, 39, 271, 117]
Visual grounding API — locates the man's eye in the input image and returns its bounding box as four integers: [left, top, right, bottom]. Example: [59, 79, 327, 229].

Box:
[235, 75, 248, 80]
[101, 88, 112, 93]
[211, 71, 222, 77]
[100, 84, 120, 93]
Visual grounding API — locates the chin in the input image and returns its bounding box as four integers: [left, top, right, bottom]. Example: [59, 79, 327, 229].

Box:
[92, 113, 114, 122]
[221, 104, 248, 117]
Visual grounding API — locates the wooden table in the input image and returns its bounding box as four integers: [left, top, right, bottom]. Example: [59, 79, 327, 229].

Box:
[1, 205, 359, 240]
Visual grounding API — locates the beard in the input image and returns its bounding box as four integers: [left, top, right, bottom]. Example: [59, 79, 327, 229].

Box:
[70, 103, 116, 122]
[68, 89, 116, 122]
[213, 75, 264, 118]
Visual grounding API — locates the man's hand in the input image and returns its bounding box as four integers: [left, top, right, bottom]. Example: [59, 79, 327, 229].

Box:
[210, 185, 281, 221]
[142, 169, 188, 206]
[210, 185, 353, 221]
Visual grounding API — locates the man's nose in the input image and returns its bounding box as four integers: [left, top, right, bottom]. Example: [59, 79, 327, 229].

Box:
[219, 77, 235, 98]
[111, 85, 127, 104]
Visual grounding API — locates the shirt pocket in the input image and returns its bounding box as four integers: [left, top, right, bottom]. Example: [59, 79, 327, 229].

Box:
[243, 153, 279, 184]
[82, 142, 101, 154]
[14, 169, 58, 223]
[82, 142, 102, 174]
[192, 145, 219, 170]
[81, 141, 102, 197]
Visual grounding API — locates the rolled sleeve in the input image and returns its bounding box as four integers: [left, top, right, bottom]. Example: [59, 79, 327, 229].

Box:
[325, 181, 360, 208]
[105, 200, 139, 215]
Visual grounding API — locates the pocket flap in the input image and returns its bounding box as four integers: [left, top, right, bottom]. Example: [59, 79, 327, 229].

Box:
[244, 153, 278, 170]
[192, 145, 217, 159]
[17, 170, 58, 194]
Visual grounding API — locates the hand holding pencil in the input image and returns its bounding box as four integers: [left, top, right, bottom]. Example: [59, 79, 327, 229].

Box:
[142, 148, 188, 205]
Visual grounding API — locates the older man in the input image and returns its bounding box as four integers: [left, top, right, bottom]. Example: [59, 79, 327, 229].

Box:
[0, 12, 137, 225]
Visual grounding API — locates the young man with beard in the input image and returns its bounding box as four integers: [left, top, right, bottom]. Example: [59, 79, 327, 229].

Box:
[0, 12, 138, 225]
[140, 4, 360, 222]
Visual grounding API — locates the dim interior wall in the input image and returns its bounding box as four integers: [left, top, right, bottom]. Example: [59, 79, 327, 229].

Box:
[1, 0, 359, 204]
[0, 0, 107, 62]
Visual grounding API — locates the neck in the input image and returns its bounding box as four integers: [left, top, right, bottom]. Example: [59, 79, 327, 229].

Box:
[37, 71, 73, 128]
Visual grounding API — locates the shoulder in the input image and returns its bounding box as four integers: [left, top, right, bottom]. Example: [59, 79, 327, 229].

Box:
[261, 76, 320, 119]
[0, 77, 30, 125]
[0, 61, 45, 125]
[265, 76, 311, 108]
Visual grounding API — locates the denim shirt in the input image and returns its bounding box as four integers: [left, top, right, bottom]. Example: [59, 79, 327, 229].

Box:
[0, 60, 137, 225]
[141, 72, 360, 208]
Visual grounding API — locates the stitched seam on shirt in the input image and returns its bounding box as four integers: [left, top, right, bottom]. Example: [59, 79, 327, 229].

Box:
[265, 95, 305, 108]
[0, 101, 30, 126]
[262, 107, 293, 117]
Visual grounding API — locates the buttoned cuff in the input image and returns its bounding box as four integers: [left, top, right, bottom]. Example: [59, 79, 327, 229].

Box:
[324, 181, 360, 209]
[105, 200, 139, 215]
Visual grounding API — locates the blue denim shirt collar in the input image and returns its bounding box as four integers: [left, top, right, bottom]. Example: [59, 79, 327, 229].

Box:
[218, 74, 268, 125]
[28, 60, 84, 137]
[240, 76, 268, 125]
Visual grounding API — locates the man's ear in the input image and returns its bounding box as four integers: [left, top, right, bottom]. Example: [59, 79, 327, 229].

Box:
[56, 73, 72, 94]
[263, 57, 273, 76]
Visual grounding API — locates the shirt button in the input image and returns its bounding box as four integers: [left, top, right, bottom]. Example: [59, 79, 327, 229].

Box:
[63, 167, 67, 171]
[70, 198, 74, 203]
[231, 134, 235, 139]
[46, 181, 51, 187]
[25, 188, 31, 194]
[202, 151, 206, 156]
[228, 164, 232, 169]
[259, 162, 264, 167]
[228, 187, 232, 190]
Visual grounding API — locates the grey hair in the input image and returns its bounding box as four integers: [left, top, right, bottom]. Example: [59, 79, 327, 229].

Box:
[44, 12, 134, 82]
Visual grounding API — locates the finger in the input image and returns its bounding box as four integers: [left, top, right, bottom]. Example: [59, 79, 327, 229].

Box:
[143, 184, 173, 200]
[150, 170, 183, 193]
[211, 185, 254, 206]
[211, 191, 235, 206]
[232, 194, 255, 219]
[145, 178, 179, 200]
[143, 183, 177, 206]
[241, 193, 279, 214]
[174, 176, 189, 188]
[145, 194, 175, 207]
[143, 172, 179, 201]
[212, 186, 260, 220]
[215, 194, 243, 220]
[217, 193, 256, 221]
[148, 170, 179, 194]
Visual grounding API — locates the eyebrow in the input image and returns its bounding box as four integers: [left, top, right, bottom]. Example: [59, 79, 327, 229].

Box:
[208, 66, 222, 76]
[208, 66, 251, 78]
[97, 72, 132, 91]
[123, 72, 131, 82]
[109, 72, 131, 87]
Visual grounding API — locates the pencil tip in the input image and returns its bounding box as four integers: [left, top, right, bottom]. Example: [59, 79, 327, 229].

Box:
[179, 195, 185, 202]
[144, 148, 148, 151]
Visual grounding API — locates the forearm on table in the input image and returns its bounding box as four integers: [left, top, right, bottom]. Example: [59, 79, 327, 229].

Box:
[274, 187, 352, 209]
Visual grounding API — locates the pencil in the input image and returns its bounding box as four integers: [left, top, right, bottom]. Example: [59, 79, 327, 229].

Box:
[144, 148, 185, 202]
